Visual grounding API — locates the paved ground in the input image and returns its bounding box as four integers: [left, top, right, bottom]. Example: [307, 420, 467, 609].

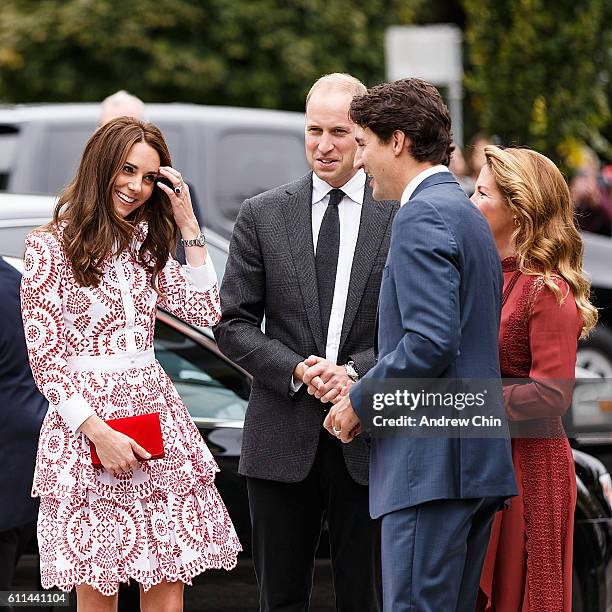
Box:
[186, 559, 335, 612]
[14, 555, 336, 611]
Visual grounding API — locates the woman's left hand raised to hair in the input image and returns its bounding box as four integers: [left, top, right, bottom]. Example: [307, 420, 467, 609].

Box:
[157, 166, 206, 266]
[157, 166, 200, 237]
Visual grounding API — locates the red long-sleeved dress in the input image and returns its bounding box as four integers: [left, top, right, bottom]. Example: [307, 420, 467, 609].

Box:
[478, 257, 582, 611]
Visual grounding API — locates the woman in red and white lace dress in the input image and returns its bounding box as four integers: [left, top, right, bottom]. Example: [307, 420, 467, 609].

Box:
[471, 146, 597, 611]
[20, 117, 240, 611]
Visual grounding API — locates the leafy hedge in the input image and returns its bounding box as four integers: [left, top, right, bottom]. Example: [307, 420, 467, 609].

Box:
[463, 0, 611, 169]
[0, 0, 416, 109]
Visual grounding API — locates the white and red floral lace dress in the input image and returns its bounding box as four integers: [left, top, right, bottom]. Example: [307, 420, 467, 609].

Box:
[20, 226, 241, 595]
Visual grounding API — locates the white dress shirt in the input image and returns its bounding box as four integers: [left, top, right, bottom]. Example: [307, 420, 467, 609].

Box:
[291, 169, 366, 391]
[400, 165, 450, 206]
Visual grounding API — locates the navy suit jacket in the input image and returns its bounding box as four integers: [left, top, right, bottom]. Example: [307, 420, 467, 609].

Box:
[350, 173, 517, 519]
[0, 259, 48, 531]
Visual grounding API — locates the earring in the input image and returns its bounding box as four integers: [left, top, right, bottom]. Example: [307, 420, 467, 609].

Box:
[513, 216, 520, 228]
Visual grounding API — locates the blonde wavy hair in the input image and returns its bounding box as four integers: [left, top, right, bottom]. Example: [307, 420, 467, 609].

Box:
[484, 145, 597, 337]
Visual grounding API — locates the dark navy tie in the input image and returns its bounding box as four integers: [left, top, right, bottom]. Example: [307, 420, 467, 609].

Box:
[316, 188, 344, 342]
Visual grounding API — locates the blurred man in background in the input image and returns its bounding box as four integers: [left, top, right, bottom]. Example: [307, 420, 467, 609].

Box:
[99, 89, 144, 125]
[449, 143, 475, 196]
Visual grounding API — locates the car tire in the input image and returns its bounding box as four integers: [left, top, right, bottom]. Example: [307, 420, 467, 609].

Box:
[577, 325, 612, 378]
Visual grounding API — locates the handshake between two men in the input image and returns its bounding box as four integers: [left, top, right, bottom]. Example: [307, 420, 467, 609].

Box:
[293, 356, 363, 444]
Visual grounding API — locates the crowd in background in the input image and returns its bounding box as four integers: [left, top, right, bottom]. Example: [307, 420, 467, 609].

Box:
[452, 136, 612, 237]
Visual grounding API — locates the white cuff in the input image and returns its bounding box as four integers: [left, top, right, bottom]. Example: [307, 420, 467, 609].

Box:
[58, 395, 95, 433]
[290, 376, 304, 393]
[184, 255, 218, 292]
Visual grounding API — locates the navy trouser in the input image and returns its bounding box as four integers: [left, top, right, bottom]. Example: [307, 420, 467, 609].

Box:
[381, 497, 501, 612]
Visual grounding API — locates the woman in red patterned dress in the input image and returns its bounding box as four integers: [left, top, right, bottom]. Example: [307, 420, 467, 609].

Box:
[20, 117, 241, 611]
[471, 146, 597, 611]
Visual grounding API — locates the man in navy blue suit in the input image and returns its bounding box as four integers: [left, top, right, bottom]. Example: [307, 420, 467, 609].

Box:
[0, 258, 47, 595]
[324, 79, 517, 611]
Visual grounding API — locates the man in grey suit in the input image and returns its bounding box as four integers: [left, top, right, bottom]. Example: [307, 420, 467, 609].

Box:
[325, 79, 517, 611]
[215, 73, 397, 611]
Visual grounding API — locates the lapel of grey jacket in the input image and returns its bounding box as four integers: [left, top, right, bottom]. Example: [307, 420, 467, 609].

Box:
[338, 180, 395, 352]
[282, 172, 327, 355]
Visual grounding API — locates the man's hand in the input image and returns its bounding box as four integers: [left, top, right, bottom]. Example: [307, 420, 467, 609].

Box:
[323, 394, 362, 443]
[293, 361, 307, 383]
[302, 355, 351, 403]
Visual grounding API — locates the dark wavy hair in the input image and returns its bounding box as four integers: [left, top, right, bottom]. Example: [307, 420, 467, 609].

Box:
[47, 117, 177, 293]
[349, 78, 454, 166]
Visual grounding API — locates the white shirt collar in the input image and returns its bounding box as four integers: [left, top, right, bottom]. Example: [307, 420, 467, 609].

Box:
[312, 169, 366, 205]
[400, 165, 450, 207]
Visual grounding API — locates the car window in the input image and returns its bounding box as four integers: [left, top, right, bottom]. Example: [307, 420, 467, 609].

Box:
[147, 123, 184, 167]
[0, 223, 38, 258]
[43, 125, 95, 195]
[154, 318, 249, 423]
[214, 131, 307, 222]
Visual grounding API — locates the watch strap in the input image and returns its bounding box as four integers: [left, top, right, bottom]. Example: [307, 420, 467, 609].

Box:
[180, 231, 206, 247]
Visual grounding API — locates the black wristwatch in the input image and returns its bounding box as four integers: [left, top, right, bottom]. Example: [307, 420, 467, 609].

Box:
[180, 231, 206, 247]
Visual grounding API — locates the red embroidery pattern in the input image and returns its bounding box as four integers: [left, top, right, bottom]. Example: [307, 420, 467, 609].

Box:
[21, 228, 239, 595]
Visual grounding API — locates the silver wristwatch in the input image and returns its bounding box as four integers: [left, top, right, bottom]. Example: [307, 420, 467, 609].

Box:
[344, 360, 359, 382]
[180, 231, 206, 247]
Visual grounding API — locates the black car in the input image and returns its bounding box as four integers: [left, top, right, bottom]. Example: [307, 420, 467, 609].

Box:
[154, 309, 252, 549]
[572, 449, 612, 611]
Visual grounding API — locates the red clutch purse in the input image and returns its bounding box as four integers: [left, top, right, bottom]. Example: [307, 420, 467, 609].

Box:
[89, 412, 165, 469]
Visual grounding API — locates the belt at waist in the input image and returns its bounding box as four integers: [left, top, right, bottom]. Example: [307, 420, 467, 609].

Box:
[66, 349, 156, 372]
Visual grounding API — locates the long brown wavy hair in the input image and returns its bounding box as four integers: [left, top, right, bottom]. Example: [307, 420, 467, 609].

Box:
[47, 117, 177, 293]
[484, 145, 597, 337]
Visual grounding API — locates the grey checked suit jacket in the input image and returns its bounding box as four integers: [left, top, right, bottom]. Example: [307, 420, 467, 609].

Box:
[214, 173, 397, 485]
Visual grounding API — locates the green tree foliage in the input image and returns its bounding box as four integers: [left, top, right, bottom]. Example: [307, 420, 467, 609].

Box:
[463, 0, 611, 168]
[0, 0, 416, 109]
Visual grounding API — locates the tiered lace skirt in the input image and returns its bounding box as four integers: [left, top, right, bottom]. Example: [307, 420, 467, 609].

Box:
[33, 352, 241, 595]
